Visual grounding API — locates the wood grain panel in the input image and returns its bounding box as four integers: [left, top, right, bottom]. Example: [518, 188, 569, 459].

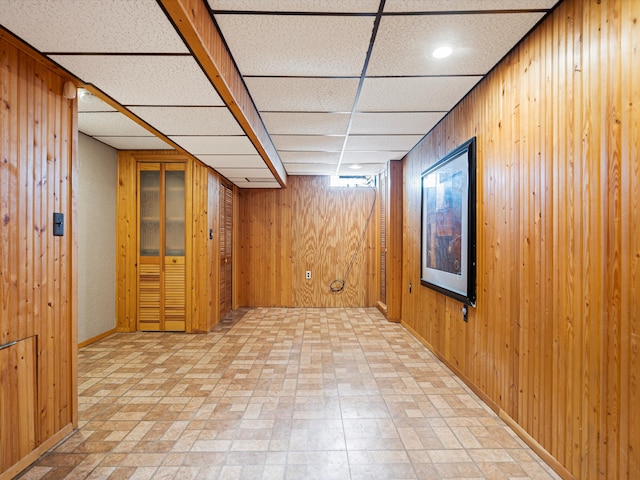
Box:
[400, 1, 639, 478]
[0, 337, 36, 473]
[237, 176, 377, 308]
[189, 161, 211, 333]
[377, 160, 403, 322]
[207, 170, 221, 331]
[0, 31, 77, 478]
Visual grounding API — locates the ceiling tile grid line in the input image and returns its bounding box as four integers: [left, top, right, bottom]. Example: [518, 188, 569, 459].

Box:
[0, 0, 560, 185]
[211, 0, 556, 178]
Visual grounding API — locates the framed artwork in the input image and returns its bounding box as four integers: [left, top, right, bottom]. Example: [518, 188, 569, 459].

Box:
[420, 137, 477, 306]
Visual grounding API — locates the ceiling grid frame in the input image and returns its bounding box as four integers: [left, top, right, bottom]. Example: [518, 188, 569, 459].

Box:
[0, 0, 561, 185]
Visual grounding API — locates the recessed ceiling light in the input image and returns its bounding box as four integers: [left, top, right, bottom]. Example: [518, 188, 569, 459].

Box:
[349, 164, 362, 170]
[432, 46, 453, 59]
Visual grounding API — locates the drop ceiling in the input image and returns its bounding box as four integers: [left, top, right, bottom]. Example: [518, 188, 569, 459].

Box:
[0, 0, 560, 188]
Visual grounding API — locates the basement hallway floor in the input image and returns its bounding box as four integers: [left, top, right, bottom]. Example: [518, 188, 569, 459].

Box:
[19, 308, 560, 480]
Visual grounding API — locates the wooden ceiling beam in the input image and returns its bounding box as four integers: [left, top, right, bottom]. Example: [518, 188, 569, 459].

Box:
[159, 0, 287, 187]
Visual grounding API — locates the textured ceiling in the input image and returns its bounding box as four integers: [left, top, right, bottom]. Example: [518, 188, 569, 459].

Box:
[0, 0, 561, 188]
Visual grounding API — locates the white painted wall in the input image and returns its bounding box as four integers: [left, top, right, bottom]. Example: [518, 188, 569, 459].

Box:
[78, 133, 117, 344]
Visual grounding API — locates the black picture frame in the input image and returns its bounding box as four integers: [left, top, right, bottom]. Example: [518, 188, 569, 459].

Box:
[420, 137, 477, 306]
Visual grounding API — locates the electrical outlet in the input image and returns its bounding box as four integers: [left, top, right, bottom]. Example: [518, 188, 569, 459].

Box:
[305, 271, 311, 280]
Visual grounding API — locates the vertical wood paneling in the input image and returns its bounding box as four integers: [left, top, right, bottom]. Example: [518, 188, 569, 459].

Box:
[116, 151, 137, 332]
[622, 2, 640, 477]
[400, 1, 639, 478]
[237, 176, 377, 308]
[206, 170, 220, 331]
[0, 337, 36, 472]
[377, 160, 403, 322]
[0, 32, 76, 478]
[189, 160, 209, 333]
[237, 187, 292, 307]
[387, 160, 403, 322]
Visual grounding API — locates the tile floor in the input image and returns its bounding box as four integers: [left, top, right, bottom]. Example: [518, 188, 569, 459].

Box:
[19, 308, 560, 480]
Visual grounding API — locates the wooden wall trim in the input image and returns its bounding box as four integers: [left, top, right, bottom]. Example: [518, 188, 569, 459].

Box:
[69, 78, 79, 429]
[498, 411, 576, 480]
[0, 424, 74, 480]
[158, 0, 287, 187]
[403, 320, 575, 480]
[77, 329, 116, 349]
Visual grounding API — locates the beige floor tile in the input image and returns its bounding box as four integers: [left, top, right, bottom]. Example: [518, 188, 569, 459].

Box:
[17, 308, 560, 480]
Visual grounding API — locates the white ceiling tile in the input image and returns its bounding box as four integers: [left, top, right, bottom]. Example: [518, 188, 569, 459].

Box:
[368, 13, 545, 76]
[215, 14, 374, 76]
[341, 151, 406, 163]
[129, 107, 243, 136]
[351, 112, 444, 135]
[196, 155, 267, 169]
[78, 90, 116, 112]
[78, 112, 153, 137]
[169, 136, 258, 155]
[261, 112, 350, 135]
[384, 0, 560, 11]
[336, 163, 386, 176]
[234, 180, 282, 189]
[345, 135, 423, 151]
[278, 152, 340, 164]
[358, 76, 482, 112]
[49, 55, 224, 106]
[285, 163, 338, 175]
[215, 168, 275, 179]
[209, 0, 380, 13]
[93, 136, 173, 150]
[245, 77, 359, 112]
[272, 135, 344, 152]
[1, 0, 187, 53]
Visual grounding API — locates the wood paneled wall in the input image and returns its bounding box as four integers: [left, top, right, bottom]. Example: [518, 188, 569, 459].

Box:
[0, 32, 77, 478]
[116, 151, 226, 333]
[238, 176, 378, 307]
[377, 160, 403, 322]
[400, 0, 639, 478]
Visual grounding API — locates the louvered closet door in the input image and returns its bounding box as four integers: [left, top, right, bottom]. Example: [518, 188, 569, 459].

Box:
[137, 162, 186, 331]
[163, 166, 186, 331]
[219, 182, 233, 319]
[138, 164, 162, 331]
